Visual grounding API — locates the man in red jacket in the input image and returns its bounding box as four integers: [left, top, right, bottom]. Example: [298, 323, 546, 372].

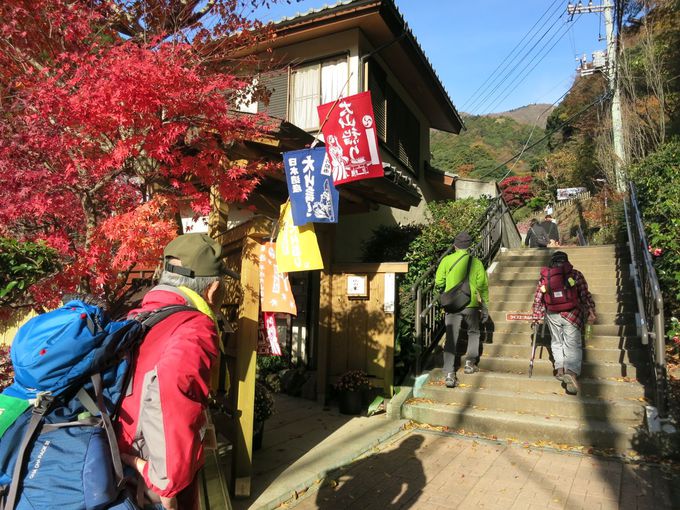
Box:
[116, 233, 228, 509]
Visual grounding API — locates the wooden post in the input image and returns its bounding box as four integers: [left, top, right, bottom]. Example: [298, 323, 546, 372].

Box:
[231, 219, 268, 498]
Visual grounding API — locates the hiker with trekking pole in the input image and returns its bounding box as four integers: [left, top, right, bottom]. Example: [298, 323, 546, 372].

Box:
[531, 251, 597, 395]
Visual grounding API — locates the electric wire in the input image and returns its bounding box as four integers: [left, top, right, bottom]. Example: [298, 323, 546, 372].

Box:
[475, 91, 611, 181]
[497, 86, 572, 181]
[483, 15, 582, 115]
[467, 6, 566, 114]
[469, 9, 568, 115]
[459, 0, 563, 111]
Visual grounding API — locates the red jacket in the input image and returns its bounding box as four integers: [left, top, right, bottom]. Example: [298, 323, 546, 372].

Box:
[116, 286, 218, 499]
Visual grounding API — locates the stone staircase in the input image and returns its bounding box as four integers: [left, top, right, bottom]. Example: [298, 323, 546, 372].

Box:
[402, 245, 651, 452]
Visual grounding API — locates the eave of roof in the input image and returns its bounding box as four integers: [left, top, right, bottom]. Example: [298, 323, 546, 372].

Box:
[271, 0, 465, 134]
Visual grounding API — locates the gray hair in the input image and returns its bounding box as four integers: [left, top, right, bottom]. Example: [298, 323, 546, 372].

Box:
[157, 270, 221, 295]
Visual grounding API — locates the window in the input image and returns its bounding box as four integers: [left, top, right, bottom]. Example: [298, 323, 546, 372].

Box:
[289, 56, 349, 130]
[368, 60, 420, 174]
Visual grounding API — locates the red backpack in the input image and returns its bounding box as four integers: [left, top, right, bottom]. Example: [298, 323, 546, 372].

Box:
[540, 262, 579, 312]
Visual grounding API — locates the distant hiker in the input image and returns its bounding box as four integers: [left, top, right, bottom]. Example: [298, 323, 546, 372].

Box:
[544, 203, 554, 216]
[435, 231, 489, 388]
[117, 233, 230, 509]
[531, 251, 596, 395]
[541, 214, 560, 246]
[524, 218, 549, 248]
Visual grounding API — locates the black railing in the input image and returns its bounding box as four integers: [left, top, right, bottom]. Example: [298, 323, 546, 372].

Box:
[411, 195, 518, 374]
[624, 182, 667, 417]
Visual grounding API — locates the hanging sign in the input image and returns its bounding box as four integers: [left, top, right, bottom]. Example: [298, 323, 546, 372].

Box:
[275, 201, 324, 273]
[283, 148, 339, 227]
[257, 312, 282, 356]
[317, 91, 384, 185]
[259, 241, 297, 315]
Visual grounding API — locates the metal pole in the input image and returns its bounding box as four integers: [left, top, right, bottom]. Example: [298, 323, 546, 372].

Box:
[603, 0, 627, 191]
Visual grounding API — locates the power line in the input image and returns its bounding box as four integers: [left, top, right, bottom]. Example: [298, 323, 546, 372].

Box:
[469, 9, 567, 114]
[482, 15, 581, 115]
[463, 0, 565, 113]
[475, 91, 611, 181]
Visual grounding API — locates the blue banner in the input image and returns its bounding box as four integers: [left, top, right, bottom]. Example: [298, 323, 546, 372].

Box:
[283, 148, 339, 226]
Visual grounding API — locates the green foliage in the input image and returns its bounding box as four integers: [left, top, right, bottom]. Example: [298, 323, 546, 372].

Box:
[361, 224, 422, 263]
[631, 139, 680, 317]
[430, 115, 548, 180]
[404, 198, 490, 285]
[254, 382, 274, 422]
[256, 354, 290, 376]
[0, 237, 59, 307]
[393, 197, 490, 383]
[525, 196, 547, 211]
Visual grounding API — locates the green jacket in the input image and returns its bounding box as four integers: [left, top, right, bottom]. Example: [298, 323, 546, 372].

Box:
[434, 249, 489, 308]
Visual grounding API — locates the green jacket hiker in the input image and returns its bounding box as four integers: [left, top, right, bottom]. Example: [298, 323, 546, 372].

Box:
[434, 231, 490, 389]
[435, 250, 489, 309]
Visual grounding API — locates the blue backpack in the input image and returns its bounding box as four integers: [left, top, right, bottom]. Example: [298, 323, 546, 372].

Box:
[0, 298, 192, 510]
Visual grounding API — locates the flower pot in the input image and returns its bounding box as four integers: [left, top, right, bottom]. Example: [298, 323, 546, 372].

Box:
[338, 390, 363, 415]
[253, 420, 264, 451]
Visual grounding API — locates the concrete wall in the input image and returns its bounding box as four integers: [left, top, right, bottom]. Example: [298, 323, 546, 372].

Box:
[454, 178, 499, 200]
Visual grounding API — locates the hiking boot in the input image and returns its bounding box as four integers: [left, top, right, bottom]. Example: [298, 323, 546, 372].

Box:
[563, 371, 579, 395]
[445, 372, 457, 388]
[554, 367, 565, 382]
[464, 361, 479, 374]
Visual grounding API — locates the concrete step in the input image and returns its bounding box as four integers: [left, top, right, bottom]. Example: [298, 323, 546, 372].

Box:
[487, 300, 634, 312]
[402, 401, 637, 451]
[478, 356, 644, 380]
[426, 369, 645, 399]
[480, 342, 645, 364]
[489, 310, 634, 325]
[502, 245, 629, 256]
[488, 290, 636, 305]
[497, 258, 631, 268]
[482, 332, 642, 349]
[417, 384, 645, 423]
[491, 268, 630, 281]
[490, 275, 632, 287]
[491, 322, 637, 336]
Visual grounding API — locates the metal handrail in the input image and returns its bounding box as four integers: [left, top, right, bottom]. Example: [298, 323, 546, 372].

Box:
[624, 182, 667, 417]
[412, 195, 512, 374]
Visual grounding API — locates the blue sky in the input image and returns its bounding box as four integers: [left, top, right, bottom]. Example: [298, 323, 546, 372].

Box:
[250, 0, 605, 114]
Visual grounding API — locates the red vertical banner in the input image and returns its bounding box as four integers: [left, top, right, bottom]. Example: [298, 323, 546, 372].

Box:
[259, 241, 298, 315]
[317, 91, 384, 185]
[257, 312, 282, 356]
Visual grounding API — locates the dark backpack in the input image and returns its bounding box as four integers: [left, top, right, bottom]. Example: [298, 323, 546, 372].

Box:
[0, 299, 192, 510]
[540, 263, 579, 312]
[530, 225, 549, 247]
[439, 254, 473, 313]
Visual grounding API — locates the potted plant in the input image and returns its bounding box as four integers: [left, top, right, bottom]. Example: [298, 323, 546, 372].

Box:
[334, 370, 370, 415]
[253, 382, 274, 450]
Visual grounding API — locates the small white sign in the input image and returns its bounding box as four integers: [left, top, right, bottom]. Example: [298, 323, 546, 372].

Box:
[384, 273, 395, 313]
[347, 275, 368, 298]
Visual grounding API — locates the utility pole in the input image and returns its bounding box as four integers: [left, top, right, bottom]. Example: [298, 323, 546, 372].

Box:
[568, 1, 627, 191]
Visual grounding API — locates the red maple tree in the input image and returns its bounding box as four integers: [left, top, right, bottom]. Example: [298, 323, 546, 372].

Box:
[0, 0, 278, 306]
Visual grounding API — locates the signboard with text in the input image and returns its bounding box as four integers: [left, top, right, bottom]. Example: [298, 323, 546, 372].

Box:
[283, 147, 339, 227]
[317, 91, 384, 185]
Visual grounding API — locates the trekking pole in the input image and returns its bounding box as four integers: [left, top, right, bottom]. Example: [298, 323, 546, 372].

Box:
[529, 321, 539, 378]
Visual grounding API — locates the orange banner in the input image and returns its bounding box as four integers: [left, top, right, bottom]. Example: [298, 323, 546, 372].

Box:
[259, 241, 297, 315]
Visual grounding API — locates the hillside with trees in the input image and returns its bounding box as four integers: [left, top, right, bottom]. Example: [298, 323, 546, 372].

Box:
[430, 114, 549, 180]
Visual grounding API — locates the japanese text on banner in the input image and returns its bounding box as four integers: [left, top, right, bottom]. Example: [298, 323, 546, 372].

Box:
[317, 91, 384, 185]
[275, 201, 324, 273]
[259, 241, 297, 315]
[283, 148, 339, 227]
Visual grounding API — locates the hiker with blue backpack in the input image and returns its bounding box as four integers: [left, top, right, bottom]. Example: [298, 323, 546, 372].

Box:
[116, 233, 231, 509]
[0, 233, 231, 510]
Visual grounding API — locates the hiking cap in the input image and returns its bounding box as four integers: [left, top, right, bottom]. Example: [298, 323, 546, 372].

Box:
[550, 251, 569, 266]
[454, 231, 473, 249]
[163, 233, 226, 278]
